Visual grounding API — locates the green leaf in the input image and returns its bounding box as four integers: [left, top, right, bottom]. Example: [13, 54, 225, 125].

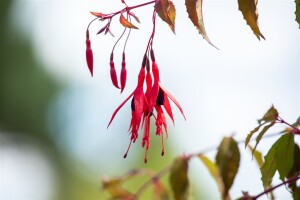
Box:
[288, 144, 300, 189]
[248, 145, 264, 168]
[296, 0, 300, 28]
[275, 134, 294, 181]
[154, 0, 176, 33]
[253, 122, 275, 152]
[261, 134, 294, 187]
[185, 0, 217, 48]
[238, 0, 265, 40]
[258, 105, 278, 124]
[198, 154, 224, 196]
[216, 137, 240, 200]
[245, 124, 263, 148]
[169, 156, 189, 200]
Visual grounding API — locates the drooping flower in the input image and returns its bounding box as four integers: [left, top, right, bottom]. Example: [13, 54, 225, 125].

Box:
[108, 57, 148, 158]
[147, 49, 186, 155]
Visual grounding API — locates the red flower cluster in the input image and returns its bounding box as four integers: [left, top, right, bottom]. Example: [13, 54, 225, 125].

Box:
[108, 50, 185, 163]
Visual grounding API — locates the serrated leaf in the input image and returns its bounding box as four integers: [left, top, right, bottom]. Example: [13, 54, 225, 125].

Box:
[169, 157, 189, 200]
[261, 134, 294, 187]
[253, 122, 275, 153]
[275, 134, 294, 181]
[238, 0, 265, 40]
[198, 155, 224, 195]
[216, 137, 240, 200]
[185, 0, 217, 48]
[155, 0, 176, 33]
[296, 0, 300, 28]
[248, 145, 264, 168]
[120, 13, 138, 29]
[258, 105, 278, 124]
[245, 124, 263, 148]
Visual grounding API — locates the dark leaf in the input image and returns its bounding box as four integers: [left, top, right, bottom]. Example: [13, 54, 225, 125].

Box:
[154, 0, 176, 33]
[275, 134, 294, 181]
[169, 156, 189, 200]
[238, 0, 265, 40]
[216, 137, 240, 200]
[288, 144, 300, 190]
[261, 134, 294, 187]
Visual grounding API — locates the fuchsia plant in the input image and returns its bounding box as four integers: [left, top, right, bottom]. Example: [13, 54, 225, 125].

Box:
[85, 0, 185, 162]
[85, 0, 300, 199]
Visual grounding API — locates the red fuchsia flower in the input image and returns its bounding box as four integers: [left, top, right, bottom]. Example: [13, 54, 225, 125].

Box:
[147, 49, 186, 155]
[107, 56, 148, 159]
[85, 30, 94, 76]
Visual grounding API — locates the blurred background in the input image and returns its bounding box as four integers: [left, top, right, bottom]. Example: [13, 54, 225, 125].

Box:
[0, 0, 299, 199]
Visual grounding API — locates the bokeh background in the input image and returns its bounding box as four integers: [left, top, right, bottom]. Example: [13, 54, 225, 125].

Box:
[0, 0, 299, 199]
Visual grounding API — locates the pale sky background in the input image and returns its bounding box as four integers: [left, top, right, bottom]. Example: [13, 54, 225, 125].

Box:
[3, 0, 300, 199]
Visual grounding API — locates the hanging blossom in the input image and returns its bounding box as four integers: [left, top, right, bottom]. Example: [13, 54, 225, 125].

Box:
[108, 50, 185, 163]
[85, 3, 185, 162]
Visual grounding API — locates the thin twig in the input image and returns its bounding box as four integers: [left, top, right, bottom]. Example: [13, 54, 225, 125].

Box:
[253, 175, 300, 199]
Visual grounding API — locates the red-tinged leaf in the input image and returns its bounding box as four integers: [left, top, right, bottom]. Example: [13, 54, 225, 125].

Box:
[107, 92, 134, 128]
[90, 11, 105, 19]
[159, 83, 186, 120]
[238, 0, 265, 40]
[185, 0, 217, 48]
[110, 61, 120, 89]
[296, 0, 300, 28]
[154, 0, 176, 33]
[169, 156, 190, 200]
[216, 137, 240, 200]
[120, 13, 138, 29]
[129, 11, 141, 23]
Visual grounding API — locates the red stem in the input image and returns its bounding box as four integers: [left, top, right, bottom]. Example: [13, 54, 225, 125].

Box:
[253, 175, 300, 199]
[103, 0, 156, 20]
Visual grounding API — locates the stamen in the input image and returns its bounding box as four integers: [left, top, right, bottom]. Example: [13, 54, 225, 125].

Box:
[124, 140, 133, 158]
[161, 132, 165, 156]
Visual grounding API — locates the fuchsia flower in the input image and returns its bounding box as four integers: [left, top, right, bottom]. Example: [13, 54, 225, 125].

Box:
[108, 50, 185, 163]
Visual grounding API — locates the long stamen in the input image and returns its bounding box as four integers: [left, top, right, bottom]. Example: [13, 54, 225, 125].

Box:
[161, 132, 165, 156]
[124, 140, 133, 158]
